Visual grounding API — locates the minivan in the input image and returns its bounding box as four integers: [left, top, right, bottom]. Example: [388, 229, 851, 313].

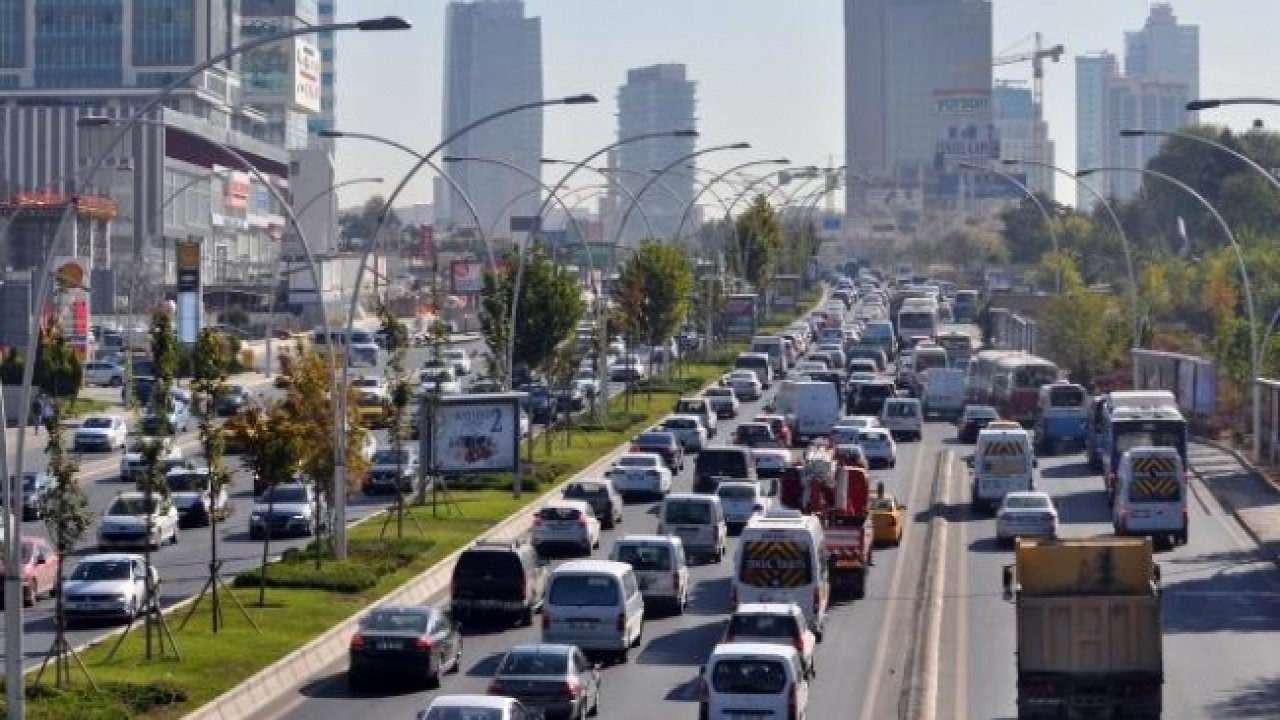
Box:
[609, 535, 690, 614]
[700, 643, 810, 720]
[450, 540, 547, 627]
[734, 353, 774, 390]
[657, 493, 727, 563]
[694, 446, 757, 494]
[1112, 447, 1188, 547]
[542, 560, 645, 663]
[880, 397, 923, 441]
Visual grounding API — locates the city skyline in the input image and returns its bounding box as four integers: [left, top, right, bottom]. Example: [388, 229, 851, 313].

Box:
[333, 0, 1280, 211]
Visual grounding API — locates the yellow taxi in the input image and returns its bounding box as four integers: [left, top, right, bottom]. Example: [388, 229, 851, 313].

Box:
[354, 390, 392, 429]
[869, 489, 905, 547]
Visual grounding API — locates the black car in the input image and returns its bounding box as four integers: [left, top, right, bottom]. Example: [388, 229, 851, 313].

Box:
[521, 384, 559, 424]
[347, 605, 462, 691]
[214, 385, 248, 417]
[450, 541, 546, 627]
[631, 431, 684, 472]
[562, 480, 623, 529]
[848, 381, 895, 415]
[554, 382, 586, 412]
[957, 404, 1001, 443]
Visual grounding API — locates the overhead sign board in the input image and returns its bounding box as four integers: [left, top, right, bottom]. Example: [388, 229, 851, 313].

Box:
[421, 393, 526, 474]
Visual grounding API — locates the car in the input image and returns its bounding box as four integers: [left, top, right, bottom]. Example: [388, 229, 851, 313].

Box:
[607, 359, 646, 383]
[165, 467, 231, 527]
[471, 380, 505, 394]
[532, 499, 600, 555]
[347, 604, 463, 691]
[350, 375, 388, 396]
[721, 602, 817, 679]
[73, 414, 128, 452]
[521, 384, 560, 424]
[488, 644, 602, 720]
[858, 428, 898, 469]
[419, 367, 462, 396]
[214, 384, 250, 416]
[753, 414, 793, 448]
[0, 536, 57, 607]
[608, 452, 673, 500]
[83, 361, 125, 387]
[416, 695, 540, 720]
[609, 534, 690, 614]
[703, 387, 741, 419]
[733, 422, 780, 449]
[443, 348, 472, 376]
[118, 437, 185, 482]
[139, 402, 191, 434]
[957, 404, 1001, 443]
[354, 390, 392, 429]
[97, 492, 179, 551]
[996, 491, 1059, 547]
[249, 483, 324, 539]
[631, 431, 684, 472]
[833, 443, 869, 470]
[716, 481, 769, 532]
[721, 370, 763, 401]
[869, 492, 906, 546]
[18, 471, 52, 520]
[62, 553, 156, 624]
[364, 448, 419, 495]
[660, 414, 708, 452]
[553, 382, 586, 413]
[673, 397, 718, 438]
[563, 479, 624, 530]
[573, 368, 602, 400]
[450, 540, 547, 628]
[830, 422, 865, 446]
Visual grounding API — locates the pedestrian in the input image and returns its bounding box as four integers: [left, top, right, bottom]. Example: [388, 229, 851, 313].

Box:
[29, 396, 42, 435]
[41, 396, 55, 431]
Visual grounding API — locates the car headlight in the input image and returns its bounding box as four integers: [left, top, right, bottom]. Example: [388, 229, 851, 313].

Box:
[115, 593, 129, 602]
[250, 512, 263, 521]
[291, 513, 306, 520]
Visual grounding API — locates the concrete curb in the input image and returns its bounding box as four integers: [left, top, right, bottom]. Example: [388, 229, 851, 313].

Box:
[1188, 437, 1280, 563]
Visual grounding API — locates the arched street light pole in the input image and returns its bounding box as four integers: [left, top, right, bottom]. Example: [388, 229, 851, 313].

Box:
[1188, 97, 1280, 111]
[1080, 165, 1262, 462]
[540, 159, 658, 241]
[958, 160, 1061, 293]
[720, 166, 813, 283]
[486, 183, 611, 243]
[1002, 157, 1140, 360]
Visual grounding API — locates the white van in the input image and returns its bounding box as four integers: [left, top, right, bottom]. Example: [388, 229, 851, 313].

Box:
[657, 494, 727, 563]
[774, 380, 842, 446]
[751, 336, 789, 376]
[733, 509, 829, 639]
[1112, 447, 1188, 546]
[609, 535, 690, 613]
[970, 425, 1036, 511]
[542, 560, 645, 663]
[734, 353, 774, 390]
[880, 397, 923, 441]
[700, 643, 810, 720]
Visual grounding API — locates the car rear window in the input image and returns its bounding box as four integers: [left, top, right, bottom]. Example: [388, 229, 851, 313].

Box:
[498, 649, 569, 675]
[540, 506, 583, 522]
[453, 550, 522, 580]
[548, 574, 620, 606]
[697, 449, 750, 477]
[360, 609, 432, 634]
[615, 544, 672, 571]
[424, 706, 503, 720]
[712, 658, 789, 694]
[727, 613, 797, 640]
[717, 485, 757, 500]
[636, 433, 672, 446]
[664, 500, 711, 524]
[1048, 385, 1087, 408]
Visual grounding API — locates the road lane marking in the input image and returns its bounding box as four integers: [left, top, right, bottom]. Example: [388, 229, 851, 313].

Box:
[857, 438, 932, 720]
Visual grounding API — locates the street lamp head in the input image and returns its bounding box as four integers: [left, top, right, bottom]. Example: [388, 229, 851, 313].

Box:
[728, 142, 751, 150]
[1076, 169, 1099, 178]
[1187, 99, 1222, 111]
[673, 129, 699, 138]
[355, 16, 412, 31]
[771, 158, 791, 164]
[1119, 129, 1146, 138]
[540, 157, 569, 165]
[1000, 158, 1021, 166]
[441, 156, 467, 163]
[559, 93, 598, 105]
[318, 129, 345, 138]
[76, 116, 113, 128]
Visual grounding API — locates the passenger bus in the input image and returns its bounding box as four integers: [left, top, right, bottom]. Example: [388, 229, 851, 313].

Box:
[990, 354, 1060, 426]
[1097, 391, 1188, 500]
[964, 350, 1015, 405]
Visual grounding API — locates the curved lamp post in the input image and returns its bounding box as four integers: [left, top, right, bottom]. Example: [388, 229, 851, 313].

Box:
[1081, 165, 1262, 461]
[958, 160, 1061, 292]
[673, 158, 791, 248]
[1002, 157, 1140, 356]
[1188, 97, 1280, 111]
[540, 159, 658, 241]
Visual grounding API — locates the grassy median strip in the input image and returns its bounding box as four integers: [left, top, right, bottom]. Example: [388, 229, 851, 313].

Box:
[9, 312, 814, 718]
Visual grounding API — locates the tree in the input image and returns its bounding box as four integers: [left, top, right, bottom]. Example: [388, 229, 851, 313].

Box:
[377, 302, 414, 538]
[731, 195, 783, 293]
[338, 194, 402, 252]
[997, 194, 1064, 264]
[479, 245, 586, 381]
[1035, 252, 1124, 387]
[238, 398, 302, 606]
[612, 240, 694, 379]
[188, 328, 234, 631]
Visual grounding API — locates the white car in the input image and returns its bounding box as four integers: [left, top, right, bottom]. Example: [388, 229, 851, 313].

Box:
[857, 427, 898, 469]
[360, 432, 377, 462]
[165, 467, 231, 527]
[350, 375, 388, 397]
[703, 387, 741, 419]
[832, 415, 881, 445]
[84, 361, 125, 387]
[63, 554, 157, 623]
[250, 483, 324, 539]
[97, 492, 180, 551]
[419, 367, 462, 396]
[119, 438, 186, 482]
[722, 370, 764, 401]
[74, 414, 128, 452]
[532, 499, 600, 555]
[716, 481, 770, 529]
[792, 360, 828, 376]
[722, 602, 817, 679]
[444, 348, 472, 376]
[609, 452, 673, 500]
[996, 491, 1059, 546]
[574, 369, 602, 400]
[660, 414, 708, 452]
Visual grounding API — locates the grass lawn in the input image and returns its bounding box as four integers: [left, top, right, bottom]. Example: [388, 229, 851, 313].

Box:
[59, 397, 110, 418]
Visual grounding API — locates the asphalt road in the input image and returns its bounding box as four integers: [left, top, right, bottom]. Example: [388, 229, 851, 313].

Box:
[263, 378, 949, 720]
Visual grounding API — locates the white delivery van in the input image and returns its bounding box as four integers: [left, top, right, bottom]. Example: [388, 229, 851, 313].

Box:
[773, 380, 842, 446]
[970, 425, 1036, 511]
[542, 560, 645, 663]
[610, 535, 690, 613]
[750, 336, 789, 376]
[734, 353, 774, 390]
[1112, 447, 1188, 546]
[733, 509, 829, 639]
[922, 367, 967, 420]
[658, 493, 727, 562]
[880, 397, 923, 441]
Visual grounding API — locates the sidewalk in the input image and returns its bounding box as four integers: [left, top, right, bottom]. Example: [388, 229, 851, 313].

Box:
[1189, 440, 1280, 563]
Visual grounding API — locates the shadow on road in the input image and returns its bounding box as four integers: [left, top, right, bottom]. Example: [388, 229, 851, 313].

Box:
[1161, 562, 1280, 634]
[636, 618, 722, 666]
[664, 676, 703, 703]
[1053, 488, 1112, 524]
[1038, 460, 1092, 479]
[968, 536, 1009, 554]
[685, 577, 731, 616]
[465, 650, 504, 678]
[1209, 674, 1280, 718]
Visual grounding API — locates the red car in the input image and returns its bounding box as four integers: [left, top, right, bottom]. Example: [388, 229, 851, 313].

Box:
[753, 415, 792, 448]
[0, 537, 58, 607]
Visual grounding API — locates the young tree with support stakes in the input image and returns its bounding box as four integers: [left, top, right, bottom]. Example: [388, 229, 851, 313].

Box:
[612, 240, 694, 399]
[375, 302, 418, 539]
[479, 246, 586, 385]
[32, 320, 95, 690]
[239, 397, 301, 607]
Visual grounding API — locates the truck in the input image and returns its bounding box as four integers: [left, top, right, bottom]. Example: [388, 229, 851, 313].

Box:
[774, 380, 842, 446]
[777, 443, 874, 599]
[1002, 537, 1163, 720]
[921, 367, 966, 420]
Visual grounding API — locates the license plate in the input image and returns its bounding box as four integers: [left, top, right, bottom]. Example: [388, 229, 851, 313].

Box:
[375, 641, 401, 650]
[834, 559, 860, 569]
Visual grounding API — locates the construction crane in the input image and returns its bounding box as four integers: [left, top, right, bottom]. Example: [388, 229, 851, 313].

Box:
[993, 32, 1064, 113]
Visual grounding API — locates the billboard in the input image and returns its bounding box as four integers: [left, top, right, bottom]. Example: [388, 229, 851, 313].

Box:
[772, 275, 800, 310]
[223, 172, 250, 210]
[421, 394, 525, 474]
[292, 39, 321, 113]
[418, 225, 435, 265]
[450, 259, 483, 294]
[933, 90, 998, 167]
[723, 293, 758, 340]
[52, 258, 90, 359]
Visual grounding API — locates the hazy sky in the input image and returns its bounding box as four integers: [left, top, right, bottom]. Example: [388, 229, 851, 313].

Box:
[332, 0, 1280, 210]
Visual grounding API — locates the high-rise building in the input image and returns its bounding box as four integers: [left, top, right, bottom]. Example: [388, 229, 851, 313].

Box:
[439, 0, 543, 237]
[241, 0, 321, 151]
[611, 63, 697, 246]
[311, 0, 337, 135]
[1104, 76, 1190, 200]
[993, 82, 1054, 197]
[1125, 3, 1199, 100]
[1075, 52, 1118, 211]
[844, 0, 993, 211]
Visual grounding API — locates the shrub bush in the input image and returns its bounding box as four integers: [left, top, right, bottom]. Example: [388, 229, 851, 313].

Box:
[233, 537, 434, 593]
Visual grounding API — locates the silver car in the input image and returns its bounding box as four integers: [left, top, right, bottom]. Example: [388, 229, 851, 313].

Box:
[488, 644, 601, 720]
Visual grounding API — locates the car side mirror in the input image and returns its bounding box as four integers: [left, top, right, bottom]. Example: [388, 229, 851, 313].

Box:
[1033, 458, 1039, 468]
[593, 662, 603, 673]
[35, 554, 46, 565]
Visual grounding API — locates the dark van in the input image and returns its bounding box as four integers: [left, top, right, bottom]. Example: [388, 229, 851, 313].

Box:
[693, 446, 756, 494]
[450, 540, 546, 627]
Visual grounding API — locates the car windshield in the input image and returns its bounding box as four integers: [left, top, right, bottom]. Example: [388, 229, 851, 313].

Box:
[70, 560, 132, 582]
[262, 486, 308, 504]
[665, 418, 695, 429]
[616, 544, 672, 571]
[967, 407, 998, 420]
[1048, 385, 1087, 408]
[712, 658, 789, 694]
[718, 485, 757, 500]
[636, 433, 671, 446]
[665, 500, 711, 524]
[1005, 495, 1051, 510]
[108, 496, 156, 515]
[564, 483, 606, 498]
[21, 474, 42, 490]
[886, 402, 917, 417]
[548, 575, 619, 606]
[82, 417, 113, 429]
[870, 498, 897, 511]
[352, 378, 379, 388]
[166, 473, 208, 492]
[727, 613, 797, 639]
[498, 650, 568, 676]
[618, 455, 657, 468]
[706, 388, 732, 397]
[372, 450, 410, 465]
[359, 609, 432, 634]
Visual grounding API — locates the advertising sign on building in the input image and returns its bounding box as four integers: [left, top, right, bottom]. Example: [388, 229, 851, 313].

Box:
[723, 293, 758, 340]
[176, 240, 201, 293]
[451, 259, 483, 294]
[292, 39, 321, 113]
[772, 275, 800, 310]
[419, 224, 435, 266]
[52, 257, 90, 359]
[224, 172, 251, 210]
[420, 394, 525, 474]
[933, 90, 998, 167]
